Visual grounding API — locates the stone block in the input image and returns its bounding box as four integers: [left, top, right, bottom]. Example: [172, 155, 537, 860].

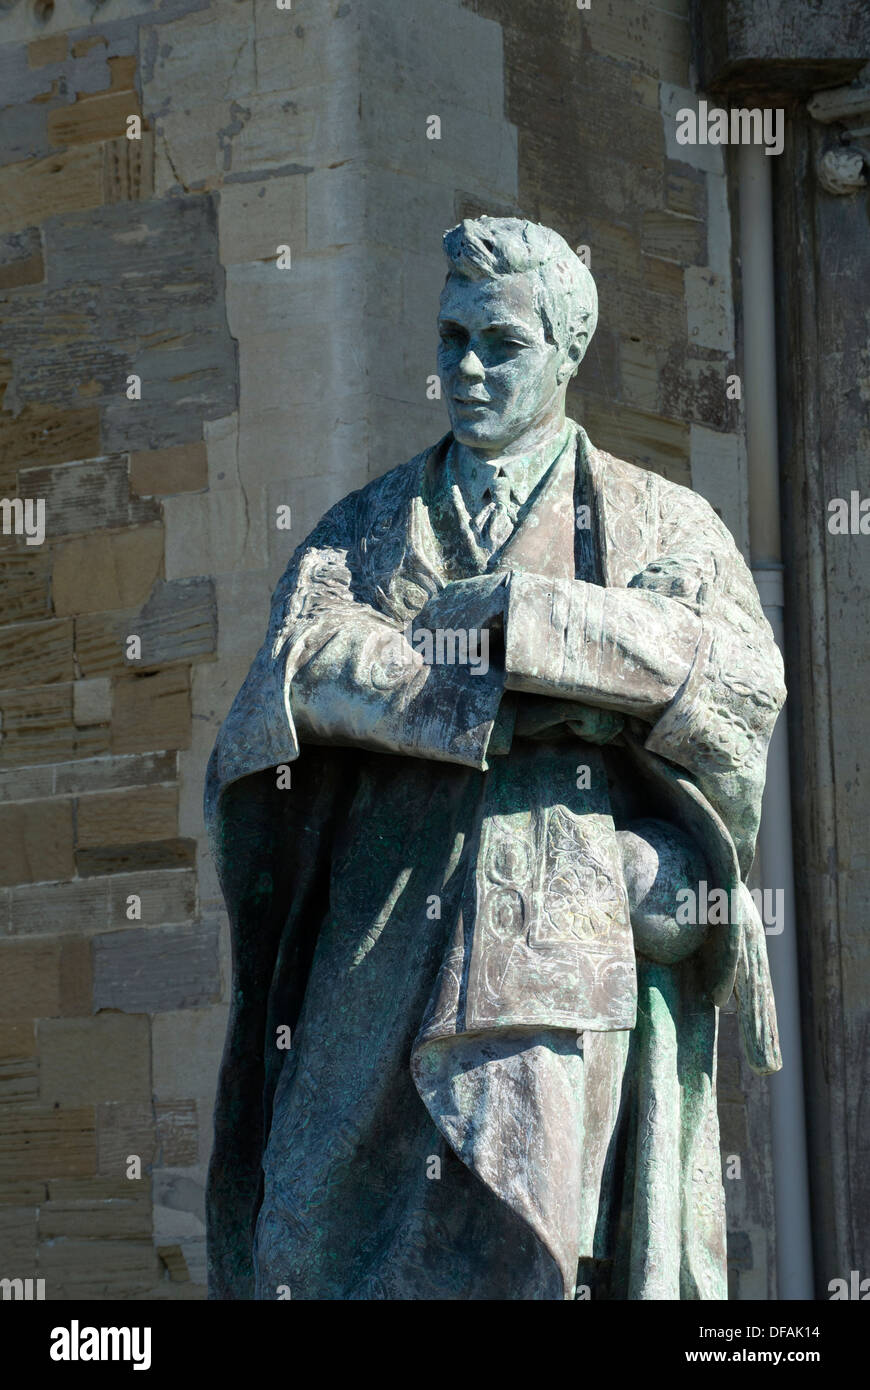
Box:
[0, 147, 105, 236]
[111, 666, 191, 755]
[76, 784, 177, 849]
[690, 424, 749, 558]
[0, 1057, 39, 1105]
[0, 1205, 38, 1266]
[78, 839, 196, 879]
[620, 338, 660, 412]
[106, 55, 138, 92]
[603, 274, 689, 349]
[102, 131, 154, 204]
[235, 319, 343, 418]
[152, 1005, 229, 1103]
[52, 523, 164, 617]
[0, 798, 74, 886]
[0, 226, 44, 290]
[156, 1243, 189, 1281]
[106, 868, 196, 928]
[227, 244, 402, 343]
[659, 83, 725, 176]
[92, 922, 219, 1014]
[0, 683, 103, 768]
[355, 97, 517, 212]
[0, 99, 54, 169]
[3, 197, 234, 441]
[641, 209, 706, 266]
[5, 865, 187, 938]
[358, 0, 508, 120]
[142, 0, 257, 113]
[73, 678, 112, 728]
[102, 328, 238, 455]
[642, 255, 686, 301]
[0, 1106, 96, 1180]
[218, 176, 307, 266]
[155, 1102, 198, 1167]
[96, 1101, 156, 1177]
[0, 1179, 46, 1206]
[15, 458, 159, 538]
[685, 266, 734, 352]
[76, 578, 217, 677]
[0, 938, 90, 1020]
[151, 90, 322, 192]
[130, 442, 208, 497]
[153, 1170, 206, 1233]
[0, 765, 54, 804]
[162, 479, 268, 582]
[0, 27, 109, 99]
[660, 354, 737, 433]
[586, 0, 691, 84]
[194, 1094, 214, 1169]
[38, 1238, 161, 1298]
[47, 90, 141, 149]
[0, 402, 100, 475]
[28, 34, 69, 68]
[8, 875, 110, 937]
[0, 546, 53, 625]
[41, 1178, 151, 1241]
[0, 1022, 35, 1059]
[39, 1015, 150, 1106]
[54, 750, 176, 797]
[0, 618, 74, 689]
[666, 169, 707, 220]
[576, 218, 644, 287]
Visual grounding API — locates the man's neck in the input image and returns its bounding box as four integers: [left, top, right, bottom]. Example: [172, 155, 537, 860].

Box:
[453, 415, 572, 481]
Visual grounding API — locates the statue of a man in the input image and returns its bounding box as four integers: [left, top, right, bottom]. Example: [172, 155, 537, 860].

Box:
[205, 217, 784, 1301]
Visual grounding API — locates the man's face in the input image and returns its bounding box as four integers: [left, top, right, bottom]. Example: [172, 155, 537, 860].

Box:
[438, 271, 570, 454]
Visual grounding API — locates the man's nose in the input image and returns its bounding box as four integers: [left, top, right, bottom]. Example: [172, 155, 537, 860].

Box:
[458, 350, 485, 381]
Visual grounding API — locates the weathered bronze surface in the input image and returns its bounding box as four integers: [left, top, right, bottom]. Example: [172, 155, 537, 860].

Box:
[206, 218, 784, 1300]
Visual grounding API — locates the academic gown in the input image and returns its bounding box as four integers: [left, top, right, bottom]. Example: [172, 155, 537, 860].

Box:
[204, 421, 785, 1301]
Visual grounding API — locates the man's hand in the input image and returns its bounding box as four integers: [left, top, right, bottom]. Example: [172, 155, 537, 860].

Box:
[412, 573, 509, 644]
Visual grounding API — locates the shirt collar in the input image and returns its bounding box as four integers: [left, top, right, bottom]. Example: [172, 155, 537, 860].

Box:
[447, 419, 574, 517]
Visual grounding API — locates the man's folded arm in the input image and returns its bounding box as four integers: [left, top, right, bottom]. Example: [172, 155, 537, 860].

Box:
[502, 566, 786, 871]
[285, 605, 509, 770]
[272, 526, 510, 771]
[212, 517, 515, 799]
[503, 571, 702, 720]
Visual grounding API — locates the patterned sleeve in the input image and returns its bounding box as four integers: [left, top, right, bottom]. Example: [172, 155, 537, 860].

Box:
[206, 487, 507, 823]
[639, 491, 786, 874]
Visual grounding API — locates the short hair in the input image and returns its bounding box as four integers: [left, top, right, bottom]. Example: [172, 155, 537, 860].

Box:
[441, 216, 598, 366]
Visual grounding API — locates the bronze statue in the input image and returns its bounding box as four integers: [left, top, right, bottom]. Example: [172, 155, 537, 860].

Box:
[206, 217, 783, 1300]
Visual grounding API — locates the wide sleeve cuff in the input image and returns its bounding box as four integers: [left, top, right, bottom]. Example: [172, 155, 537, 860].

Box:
[504, 571, 702, 719]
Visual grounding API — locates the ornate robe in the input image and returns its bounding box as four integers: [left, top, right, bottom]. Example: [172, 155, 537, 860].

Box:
[205, 421, 784, 1300]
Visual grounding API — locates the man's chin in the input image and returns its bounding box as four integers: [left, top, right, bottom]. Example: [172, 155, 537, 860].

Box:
[450, 420, 513, 451]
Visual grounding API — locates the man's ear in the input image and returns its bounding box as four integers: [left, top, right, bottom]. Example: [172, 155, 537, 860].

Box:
[556, 334, 587, 383]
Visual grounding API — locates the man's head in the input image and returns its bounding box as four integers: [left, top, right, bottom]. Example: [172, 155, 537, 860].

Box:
[438, 216, 598, 455]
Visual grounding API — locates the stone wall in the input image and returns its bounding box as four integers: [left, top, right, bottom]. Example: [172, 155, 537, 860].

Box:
[0, 0, 774, 1299]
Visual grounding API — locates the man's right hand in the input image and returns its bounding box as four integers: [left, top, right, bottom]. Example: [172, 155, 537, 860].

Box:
[412, 573, 510, 643]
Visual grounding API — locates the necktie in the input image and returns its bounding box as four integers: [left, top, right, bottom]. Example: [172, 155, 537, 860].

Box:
[473, 472, 518, 553]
